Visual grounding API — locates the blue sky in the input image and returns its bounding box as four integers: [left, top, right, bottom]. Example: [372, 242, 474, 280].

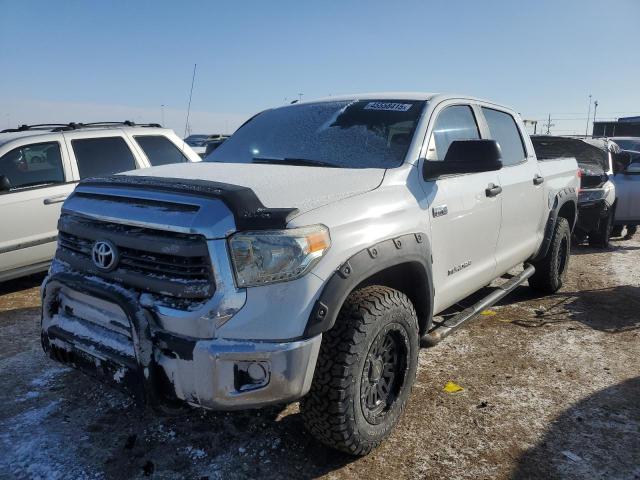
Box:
[1, 0, 638, 135]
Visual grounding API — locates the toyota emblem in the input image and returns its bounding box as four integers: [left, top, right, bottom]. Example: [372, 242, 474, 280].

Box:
[91, 240, 119, 271]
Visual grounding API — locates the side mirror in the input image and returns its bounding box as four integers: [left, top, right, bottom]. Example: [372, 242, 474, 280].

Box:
[0, 175, 11, 192]
[422, 139, 503, 179]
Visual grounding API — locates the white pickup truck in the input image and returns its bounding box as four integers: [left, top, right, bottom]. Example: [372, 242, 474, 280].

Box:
[40, 93, 579, 455]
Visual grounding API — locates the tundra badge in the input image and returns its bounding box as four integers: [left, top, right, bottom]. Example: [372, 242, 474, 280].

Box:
[432, 205, 448, 218]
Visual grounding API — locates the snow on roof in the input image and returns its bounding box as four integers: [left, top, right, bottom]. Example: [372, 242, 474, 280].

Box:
[309, 92, 439, 103]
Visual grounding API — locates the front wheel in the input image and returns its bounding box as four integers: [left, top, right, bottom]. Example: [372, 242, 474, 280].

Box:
[529, 217, 571, 293]
[301, 285, 419, 456]
[589, 211, 613, 248]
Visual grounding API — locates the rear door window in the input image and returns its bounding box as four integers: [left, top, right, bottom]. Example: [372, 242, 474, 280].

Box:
[482, 108, 527, 166]
[0, 141, 65, 191]
[71, 137, 137, 179]
[134, 135, 189, 166]
[426, 105, 480, 161]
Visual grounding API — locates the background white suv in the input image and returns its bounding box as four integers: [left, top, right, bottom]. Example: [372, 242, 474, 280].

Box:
[0, 122, 201, 282]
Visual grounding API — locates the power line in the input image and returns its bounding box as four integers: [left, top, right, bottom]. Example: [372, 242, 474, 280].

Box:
[525, 111, 640, 116]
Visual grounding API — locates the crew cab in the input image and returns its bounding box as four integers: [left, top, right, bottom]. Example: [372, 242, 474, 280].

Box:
[40, 94, 579, 455]
[0, 122, 201, 282]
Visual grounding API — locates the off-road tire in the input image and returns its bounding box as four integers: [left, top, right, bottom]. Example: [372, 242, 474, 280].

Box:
[589, 212, 612, 248]
[529, 217, 571, 293]
[301, 285, 419, 456]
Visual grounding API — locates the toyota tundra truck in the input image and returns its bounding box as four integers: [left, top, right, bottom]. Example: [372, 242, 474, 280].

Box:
[40, 94, 579, 455]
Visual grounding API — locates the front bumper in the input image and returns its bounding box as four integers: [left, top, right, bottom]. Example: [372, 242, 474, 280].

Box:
[41, 272, 321, 410]
[576, 199, 611, 234]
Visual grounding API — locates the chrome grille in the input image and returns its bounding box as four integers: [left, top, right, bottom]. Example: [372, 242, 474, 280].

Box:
[56, 214, 214, 299]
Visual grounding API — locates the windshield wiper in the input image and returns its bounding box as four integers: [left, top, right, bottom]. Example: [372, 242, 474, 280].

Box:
[252, 157, 339, 168]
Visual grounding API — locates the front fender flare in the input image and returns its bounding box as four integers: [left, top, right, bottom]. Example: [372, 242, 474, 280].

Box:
[304, 233, 434, 338]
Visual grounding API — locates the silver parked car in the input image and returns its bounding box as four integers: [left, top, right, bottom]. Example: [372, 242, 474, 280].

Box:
[609, 138, 640, 236]
[0, 122, 201, 282]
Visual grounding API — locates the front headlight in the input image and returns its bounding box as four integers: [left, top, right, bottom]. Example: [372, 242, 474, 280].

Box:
[228, 225, 331, 287]
[578, 186, 610, 203]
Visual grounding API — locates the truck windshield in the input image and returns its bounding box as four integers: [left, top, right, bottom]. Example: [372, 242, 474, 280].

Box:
[205, 100, 426, 169]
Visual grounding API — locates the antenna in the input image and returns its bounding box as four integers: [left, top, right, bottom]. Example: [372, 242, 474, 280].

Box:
[184, 64, 197, 139]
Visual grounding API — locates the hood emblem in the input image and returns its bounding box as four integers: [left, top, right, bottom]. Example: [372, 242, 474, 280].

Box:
[92, 240, 119, 271]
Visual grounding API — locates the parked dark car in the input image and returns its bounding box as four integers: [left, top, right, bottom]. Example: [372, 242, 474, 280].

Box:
[531, 135, 616, 247]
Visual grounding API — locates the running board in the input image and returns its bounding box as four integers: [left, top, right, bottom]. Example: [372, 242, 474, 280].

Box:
[421, 264, 536, 347]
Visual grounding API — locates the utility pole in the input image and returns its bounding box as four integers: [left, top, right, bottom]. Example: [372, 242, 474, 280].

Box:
[544, 114, 555, 134]
[585, 94, 592, 138]
[184, 63, 197, 139]
[592, 100, 598, 135]
[160, 104, 166, 126]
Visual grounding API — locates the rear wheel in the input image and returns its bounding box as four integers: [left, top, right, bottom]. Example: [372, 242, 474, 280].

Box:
[529, 217, 571, 293]
[589, 212, 613, 248]
[301, 285, 419, 456]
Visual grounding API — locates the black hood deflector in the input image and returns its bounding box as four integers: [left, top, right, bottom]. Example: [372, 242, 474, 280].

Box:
[79, 175, 299, 230]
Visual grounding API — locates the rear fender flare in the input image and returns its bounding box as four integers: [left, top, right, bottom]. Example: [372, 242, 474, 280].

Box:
[531, 187, 578, 262]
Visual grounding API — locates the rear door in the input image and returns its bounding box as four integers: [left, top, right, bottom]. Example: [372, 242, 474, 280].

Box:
[0, 138, 75, 276]
[480, 107, 545, 274]
[421, 103, 503, 313]
[63, 132, 141, 180]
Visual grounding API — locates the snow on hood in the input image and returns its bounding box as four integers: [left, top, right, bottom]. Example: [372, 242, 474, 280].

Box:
[125, 162, 385, 217]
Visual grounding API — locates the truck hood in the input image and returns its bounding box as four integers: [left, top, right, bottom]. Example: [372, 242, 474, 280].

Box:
[124, 162, 385, 218]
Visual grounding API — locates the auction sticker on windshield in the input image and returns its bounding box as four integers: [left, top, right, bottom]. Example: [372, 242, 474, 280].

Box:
[364, 102, 414, 112]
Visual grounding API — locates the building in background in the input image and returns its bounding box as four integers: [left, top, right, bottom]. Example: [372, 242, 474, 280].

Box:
[593, 116, 640, 137]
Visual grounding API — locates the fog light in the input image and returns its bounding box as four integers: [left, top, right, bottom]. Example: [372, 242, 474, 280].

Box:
[247, 362, 267, 382]
[234, 361, 270, 392]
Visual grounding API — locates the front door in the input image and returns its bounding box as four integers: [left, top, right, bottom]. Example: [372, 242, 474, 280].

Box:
[421, 104, 503, 314]
[0, 140, 73, 277]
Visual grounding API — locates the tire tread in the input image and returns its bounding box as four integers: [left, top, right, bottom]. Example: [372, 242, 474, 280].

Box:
[301, 285, 418, 456]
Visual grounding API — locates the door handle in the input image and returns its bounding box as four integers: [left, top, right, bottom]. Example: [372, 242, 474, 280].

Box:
[43, 194, 68, 205]
[485, 183, 502, 197]
[533, 174, 545, 185]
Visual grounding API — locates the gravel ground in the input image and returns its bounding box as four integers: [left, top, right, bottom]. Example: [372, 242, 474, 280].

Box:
[1, 237, 638, 480]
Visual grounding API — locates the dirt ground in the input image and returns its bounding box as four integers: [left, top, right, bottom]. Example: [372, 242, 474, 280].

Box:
[1, 237, 639, 480]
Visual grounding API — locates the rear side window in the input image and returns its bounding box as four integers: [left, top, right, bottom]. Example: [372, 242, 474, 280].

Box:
[134, 135, 189, 166]
[426, 105, 480, 161]
[482, 108, 526, 166]
[71, 137, 137, 179]
[0, 141, 65, 191]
